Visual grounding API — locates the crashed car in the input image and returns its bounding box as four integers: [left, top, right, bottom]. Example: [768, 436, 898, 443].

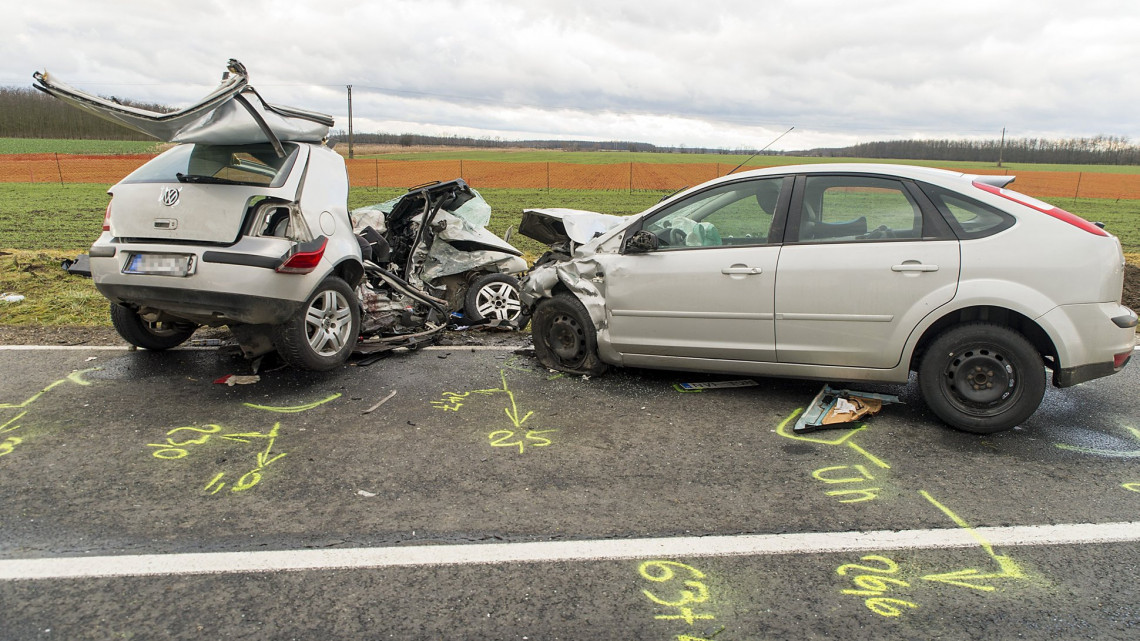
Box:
[34, 60, 525, 371]
[351, 181, 528, 327]
[519, 164, 1136, 433]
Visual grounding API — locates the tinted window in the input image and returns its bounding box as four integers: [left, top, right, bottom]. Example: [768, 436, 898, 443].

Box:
[796, 176, 922, 242]
[120, 143, 299, 187]
[920, 184, 1015, 239]
[643, 178, 783, 249]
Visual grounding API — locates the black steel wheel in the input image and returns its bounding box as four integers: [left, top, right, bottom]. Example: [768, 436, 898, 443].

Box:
[918, 323, 1045, 433]
[531, 293, 608, 376]
[109, 304, 196, 350]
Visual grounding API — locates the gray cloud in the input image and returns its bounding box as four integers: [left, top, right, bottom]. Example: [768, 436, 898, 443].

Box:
[4, 0, 1137, 150]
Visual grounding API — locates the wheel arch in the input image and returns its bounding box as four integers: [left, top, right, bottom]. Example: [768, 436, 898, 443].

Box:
[331, 258, 364, 288]
[910, 305, 1058, 373]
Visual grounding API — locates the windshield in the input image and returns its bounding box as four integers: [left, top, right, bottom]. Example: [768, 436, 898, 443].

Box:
[120, 142, 300, 187]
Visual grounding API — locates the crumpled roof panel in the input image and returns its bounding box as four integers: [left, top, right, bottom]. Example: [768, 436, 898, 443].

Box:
[32, 59, 333, 145]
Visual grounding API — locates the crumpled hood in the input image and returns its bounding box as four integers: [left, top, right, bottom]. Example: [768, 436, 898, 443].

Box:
[518, 208, 626, 246]
[32, 59, 333, 146]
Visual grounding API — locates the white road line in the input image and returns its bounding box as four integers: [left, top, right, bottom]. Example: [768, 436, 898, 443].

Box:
[2, 522, 1138, 582]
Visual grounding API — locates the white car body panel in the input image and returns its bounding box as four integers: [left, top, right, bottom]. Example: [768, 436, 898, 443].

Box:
[522, 162, 1136, 389]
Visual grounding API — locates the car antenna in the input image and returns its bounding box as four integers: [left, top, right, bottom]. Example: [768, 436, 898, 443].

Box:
[725, 126, 795, 175]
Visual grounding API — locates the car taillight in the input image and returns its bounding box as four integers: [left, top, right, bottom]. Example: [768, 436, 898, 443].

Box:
[276, 236, 327, 274]
[973, 180, 1109, 237]
[1114, 350, 1132, 370]
[103, 201, 112, 232]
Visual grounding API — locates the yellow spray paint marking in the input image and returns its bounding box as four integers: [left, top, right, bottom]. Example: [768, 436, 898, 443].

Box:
[433, 370, 556, 454]
[0, 367, 100, 409]
[1055, 425, 1140, 458]
[0, 368, 101, 460]
[637, 560, 723, 633]
[835, 555, 918, 617]
[776, 408, 890, 504]
[1123, 482, 1140, 493]
[150, 422, 288, 495]
[918, 490, 1027, 591]
[243, 393, 342, 413]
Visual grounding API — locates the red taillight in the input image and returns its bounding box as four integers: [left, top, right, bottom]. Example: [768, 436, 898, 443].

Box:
[973, 180, 1109, 237]
[276, 237, 327, 274]
[102, 201, 112, 232]
[1113, 350, 1132, 370]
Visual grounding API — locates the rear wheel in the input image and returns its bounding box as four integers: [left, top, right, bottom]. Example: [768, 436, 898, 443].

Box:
[464, 273, 529, 328]
[531, 293, 608, 376]
[273, 276, 360, 371]
[918, 323, 1045, 433]
[110, 304, 196, 350]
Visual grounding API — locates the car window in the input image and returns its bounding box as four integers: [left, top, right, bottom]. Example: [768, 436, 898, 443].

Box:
[643, 178, 782, 249]
[119, 143, 299, 187]
[796, 176, 922, 243]
[920, 184, 1015, 239]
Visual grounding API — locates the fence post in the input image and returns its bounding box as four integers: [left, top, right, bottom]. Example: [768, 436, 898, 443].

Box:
[460, 159, 464, 180]
[547, 162, 550, 191]
[55, 153, 64, 185]
[1074, 172, 1082, 200]
[374, 159, 379, 192]
[629, 162, 633, 194]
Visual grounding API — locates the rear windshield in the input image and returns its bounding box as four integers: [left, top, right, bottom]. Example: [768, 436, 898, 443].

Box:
[120, 142, 300, 187]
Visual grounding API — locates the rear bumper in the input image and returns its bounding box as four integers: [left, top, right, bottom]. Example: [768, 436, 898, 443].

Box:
[97, 283, 304, 325]
[1040, 303, 1136, 388]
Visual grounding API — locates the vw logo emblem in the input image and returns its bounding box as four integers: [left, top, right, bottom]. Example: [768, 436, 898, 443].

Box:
[160, 187, 181, 207]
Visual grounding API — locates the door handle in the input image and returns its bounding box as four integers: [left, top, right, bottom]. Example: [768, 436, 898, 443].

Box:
[722, 266, 763, 275]
[891, 263, 938, 272]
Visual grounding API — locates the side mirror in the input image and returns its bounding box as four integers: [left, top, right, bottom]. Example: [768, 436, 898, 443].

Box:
[624, 230, 659, 254]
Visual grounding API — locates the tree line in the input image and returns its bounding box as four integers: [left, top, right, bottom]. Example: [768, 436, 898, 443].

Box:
[0, 86, 169, 140]
[808, 136, 1140, 165]
[3, 84, 1137, 164]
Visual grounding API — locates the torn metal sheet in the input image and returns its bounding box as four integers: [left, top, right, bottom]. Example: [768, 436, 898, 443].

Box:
[518, 209, 626, 246]
[675, 379, 759, 391]
[794, 384, 901, 433]
[32, 59, 332, 145]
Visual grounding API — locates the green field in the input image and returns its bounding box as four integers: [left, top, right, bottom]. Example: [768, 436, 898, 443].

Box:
[3, 181, 1138, 328]
[0, 138, 162, 155]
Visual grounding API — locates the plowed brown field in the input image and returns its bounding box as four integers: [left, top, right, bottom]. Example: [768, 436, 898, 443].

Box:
[4, 153, 1140, 199]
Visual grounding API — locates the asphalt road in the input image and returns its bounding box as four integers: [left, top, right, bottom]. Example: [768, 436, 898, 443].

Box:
[0, 339, 1137, 640]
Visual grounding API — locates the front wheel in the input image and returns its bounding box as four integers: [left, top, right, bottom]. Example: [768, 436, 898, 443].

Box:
[464, 273, 529, 328]
[273, 276, 360, 371]
[918, 323, 1045, 434]
[531, 293, 608, 376]
[110, 304, 196, 350]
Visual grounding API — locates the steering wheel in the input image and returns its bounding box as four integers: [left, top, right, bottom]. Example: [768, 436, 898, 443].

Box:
[668, 227, 687, 247]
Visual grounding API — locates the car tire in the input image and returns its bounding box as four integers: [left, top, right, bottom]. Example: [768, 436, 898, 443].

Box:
[464, 273, 529, 328]
[109, 304, 197, 351]
[531, 293, 608, 376]
[273, 276, 360, 371]
[918, 323, 1045, 434]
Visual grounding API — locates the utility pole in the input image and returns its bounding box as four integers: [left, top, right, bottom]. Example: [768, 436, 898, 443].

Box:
[347, 84, 354, 159]
[997, 127, 1005, 168]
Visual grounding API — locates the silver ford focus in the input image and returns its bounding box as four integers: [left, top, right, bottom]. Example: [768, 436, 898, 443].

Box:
[519, 164, 1136, 433]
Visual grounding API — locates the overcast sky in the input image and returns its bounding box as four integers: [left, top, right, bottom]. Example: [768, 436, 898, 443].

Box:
[4, 0, 1138, 151]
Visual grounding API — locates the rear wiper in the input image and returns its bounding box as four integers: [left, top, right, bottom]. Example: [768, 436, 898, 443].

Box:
[176, 172, 243, 185]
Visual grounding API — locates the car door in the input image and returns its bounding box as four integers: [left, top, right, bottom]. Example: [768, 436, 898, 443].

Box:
[774, 173, 960, 368]
[604, 176, 790, 362]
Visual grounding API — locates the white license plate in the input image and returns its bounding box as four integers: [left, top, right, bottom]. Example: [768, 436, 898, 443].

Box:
[124, 253, 196, 276]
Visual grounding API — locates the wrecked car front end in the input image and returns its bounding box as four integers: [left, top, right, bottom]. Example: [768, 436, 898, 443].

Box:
[353, 180, 529, 327]
[517, 208, 627, 329]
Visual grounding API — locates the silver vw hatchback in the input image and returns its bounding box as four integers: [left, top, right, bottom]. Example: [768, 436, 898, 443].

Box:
[35, 61, 366, 370]
[520, 164, 1136, 433]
